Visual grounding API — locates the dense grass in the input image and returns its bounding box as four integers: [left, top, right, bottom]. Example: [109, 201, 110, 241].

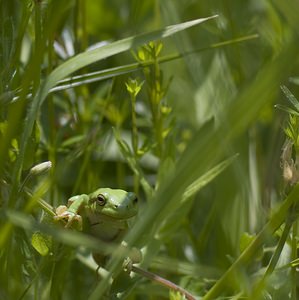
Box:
[1, 0, 299, 299]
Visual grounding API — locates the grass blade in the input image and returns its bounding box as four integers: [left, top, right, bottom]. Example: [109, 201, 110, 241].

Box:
[280, 85, 299, 112]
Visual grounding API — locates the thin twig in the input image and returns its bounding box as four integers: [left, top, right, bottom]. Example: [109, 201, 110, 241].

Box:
[24, 188, 56, 216]
[291, 220, 298, 300]
[131, 265, 196, 300]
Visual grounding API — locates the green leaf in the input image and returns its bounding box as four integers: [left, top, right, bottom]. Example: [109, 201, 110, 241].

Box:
[125, 78, 144, 97]
[290, 258, 299, 267]
[182, 153, 239, 201]
[239, 232, 255, 253]
[156, 157, 175, 189]
[169, 290, 186, 300]
[274, 104, 299, 117]
[280, 85, 299, 112]
[31, 231, 52, 256]
[4, 33, 258, 102]
[5, 209, 114, 253]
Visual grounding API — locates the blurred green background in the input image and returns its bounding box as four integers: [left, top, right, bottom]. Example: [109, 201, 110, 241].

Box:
[1, 0, 299, 299]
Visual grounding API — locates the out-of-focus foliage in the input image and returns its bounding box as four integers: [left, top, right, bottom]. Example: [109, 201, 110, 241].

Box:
[1, 0, 299, 299]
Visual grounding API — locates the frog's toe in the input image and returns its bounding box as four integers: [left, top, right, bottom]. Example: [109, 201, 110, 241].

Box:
[55, 205, 68, 216]
[54, 209, 80, 225]
[65, 214, 82, 229]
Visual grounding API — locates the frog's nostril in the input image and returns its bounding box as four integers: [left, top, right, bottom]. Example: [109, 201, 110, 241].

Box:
[114, 204, 118, 208]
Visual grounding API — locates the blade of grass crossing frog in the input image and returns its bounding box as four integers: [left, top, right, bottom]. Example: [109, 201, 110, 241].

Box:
[280, 85, 299, 112]
[12, 16, 218, 194]
[4, 210, 114, 254]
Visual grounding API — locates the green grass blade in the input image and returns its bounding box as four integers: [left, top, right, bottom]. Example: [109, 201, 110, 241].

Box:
[51, 34, 257, 93]
[4, 33, 257, 102]
[274, 104, 299, 117]
[4, 210, 114, 253]
[183, 153, 239, 201]
[280, 85, 299, 112]
[157, 154, 238, 239]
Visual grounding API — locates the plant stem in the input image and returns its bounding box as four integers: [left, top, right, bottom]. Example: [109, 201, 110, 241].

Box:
[291, 220, 298, 299]
[130, 93, 139, 156]
[33, 0, 42, 92]
[24, 185, 55, 216]
[149, 54, 163, 158]
[79, 0, 87, 51]
[250, 216, 293, 299]
[130, 92, 140, 194]
[131, 265, 196, 300]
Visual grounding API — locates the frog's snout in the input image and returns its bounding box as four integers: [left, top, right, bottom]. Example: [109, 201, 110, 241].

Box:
[114, 194, 138, 209]
[129, 193, 138, 207]
[127, 196, 138, 208]
[122, 194, 138, 213]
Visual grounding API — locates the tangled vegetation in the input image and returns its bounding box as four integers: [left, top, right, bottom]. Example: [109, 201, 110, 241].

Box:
[1, 1, 299, 299]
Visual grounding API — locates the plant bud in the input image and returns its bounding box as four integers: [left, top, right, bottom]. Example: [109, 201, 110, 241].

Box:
[29, 161, 52, 176]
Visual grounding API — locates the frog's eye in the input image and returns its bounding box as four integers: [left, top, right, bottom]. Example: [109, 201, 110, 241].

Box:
[96, 194, 106, 206]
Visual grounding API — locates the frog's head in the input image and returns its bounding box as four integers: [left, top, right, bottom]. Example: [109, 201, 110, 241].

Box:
[88, 188, 138, 219]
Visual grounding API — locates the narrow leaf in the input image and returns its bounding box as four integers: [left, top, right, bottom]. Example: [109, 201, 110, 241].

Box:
[31, 232, 52, 256]
[6, 33, 258, 102]
[157, 154, 238, 239]
[275, 104, 299, 117]
[281, 85, 299, 112]
[183, 154, 239, 201]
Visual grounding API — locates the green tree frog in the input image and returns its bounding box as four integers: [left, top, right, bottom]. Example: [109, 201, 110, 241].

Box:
[54, 188, 140, 266]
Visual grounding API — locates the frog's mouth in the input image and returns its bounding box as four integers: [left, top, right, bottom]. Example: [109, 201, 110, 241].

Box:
[88, 210, 137, 224]
[88, 214, 130, 230]
[89, 220, 128, 235]
[99, 207, 138, 220]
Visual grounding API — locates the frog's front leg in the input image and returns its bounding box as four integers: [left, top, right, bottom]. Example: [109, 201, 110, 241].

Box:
[54, 194, 89, 230]
[54, 205, 83, 229]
